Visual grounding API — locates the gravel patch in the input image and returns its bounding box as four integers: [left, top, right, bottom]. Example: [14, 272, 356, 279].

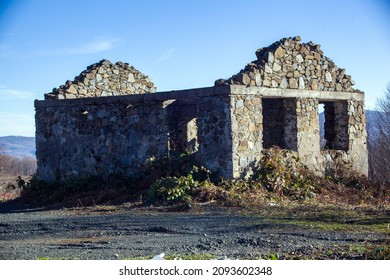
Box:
[0, 204, 388, 260]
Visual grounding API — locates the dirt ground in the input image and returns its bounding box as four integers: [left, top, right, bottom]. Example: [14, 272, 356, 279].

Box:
[0, 201, 389, 260]
[0, 175, 24, 202]
[0, 174, 389, 260]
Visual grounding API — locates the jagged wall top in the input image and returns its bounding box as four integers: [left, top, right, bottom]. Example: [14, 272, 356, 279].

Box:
[215, 36, 360, 93]
[44, 59, 156, 100]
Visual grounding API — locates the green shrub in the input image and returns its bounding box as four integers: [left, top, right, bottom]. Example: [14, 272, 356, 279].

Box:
[18, 148, 387, 208]
[251, 147, 316, 200]
[147, 175, 197, 203]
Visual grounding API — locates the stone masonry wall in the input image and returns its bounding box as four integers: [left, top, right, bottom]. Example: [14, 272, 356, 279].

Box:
[213, 36, 367, 177]
[296, 98, 322, 175]
[283, 99, 298, 151]
[35, 96, 170, 181]
[226, 88, 367, 178]
[35, 87, 237, 181]
[196, 94, 233, 177]
[230, 94, 263, 178]
[216, 36, 360, 93]
[347, 100, 368, 174]
[45, 59, 156, 100]
[322, 100, 368, 176]
[35, 85, 368, 181]
[35, 37, 368, 181]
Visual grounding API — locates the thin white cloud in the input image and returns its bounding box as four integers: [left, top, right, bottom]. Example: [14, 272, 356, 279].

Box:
[34, 38, 119, 57]
[64, 38, 119, 55]
[0, 85, 36, 100]
[156, 48, 176, 64]
[0, 38, 120, 59]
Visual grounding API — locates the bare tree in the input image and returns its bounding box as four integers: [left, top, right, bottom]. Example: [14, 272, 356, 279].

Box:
[0, 147, 37, 176]
[368, 83, 390, 182]
[20, 156, 37, 175]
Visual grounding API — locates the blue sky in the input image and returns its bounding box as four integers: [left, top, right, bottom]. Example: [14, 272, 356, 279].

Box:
[0, 0, 389, 136]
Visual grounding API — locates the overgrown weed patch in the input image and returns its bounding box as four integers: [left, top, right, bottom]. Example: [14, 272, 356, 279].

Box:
[7, 148, 389, 210]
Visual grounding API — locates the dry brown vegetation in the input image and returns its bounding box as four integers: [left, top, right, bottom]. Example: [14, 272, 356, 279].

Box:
[1, 147, 389, 260]
[4, 147, 387, 210]
[0, 149, 36, 176]
[0, 148, 36, 202]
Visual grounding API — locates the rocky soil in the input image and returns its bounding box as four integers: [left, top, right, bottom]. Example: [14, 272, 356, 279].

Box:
[0, 175, 24, 202]
[0, 203, 388, 260]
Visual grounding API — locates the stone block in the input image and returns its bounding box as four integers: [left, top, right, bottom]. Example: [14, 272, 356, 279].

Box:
[298, 77, 305, 89]
[274, 46, 285, 58]
[289, 78, 298, 89]
[235, 99, 244, 109]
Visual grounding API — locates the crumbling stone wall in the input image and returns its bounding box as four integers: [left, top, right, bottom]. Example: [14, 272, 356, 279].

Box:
[225, 85, 367, 178]
[35, 37, 368, 181]
[214, 36, 367, 177]
[45, 59, 156, 100]
[216, 36, 359, 93]
[35, 86, 368, 181]
[36, 87, 237, 181]
[35, 95, 170, 181]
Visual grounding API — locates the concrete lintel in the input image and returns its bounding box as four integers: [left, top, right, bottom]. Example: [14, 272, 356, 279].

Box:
[34, 84, 365, 109]
[35, 86, 219, 108]
[229, 85, 365, 102]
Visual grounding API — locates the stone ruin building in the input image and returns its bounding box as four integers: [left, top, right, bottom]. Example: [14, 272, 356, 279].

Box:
[35, 36, 368, 181]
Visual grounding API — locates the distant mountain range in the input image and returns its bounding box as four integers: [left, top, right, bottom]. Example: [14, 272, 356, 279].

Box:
[0, 136, 36, 159]
[0, 110, 382, 160]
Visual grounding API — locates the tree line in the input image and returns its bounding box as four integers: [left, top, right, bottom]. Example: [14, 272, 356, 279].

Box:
[0, 148, 37, 176]
[368, 83, 390, 183]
